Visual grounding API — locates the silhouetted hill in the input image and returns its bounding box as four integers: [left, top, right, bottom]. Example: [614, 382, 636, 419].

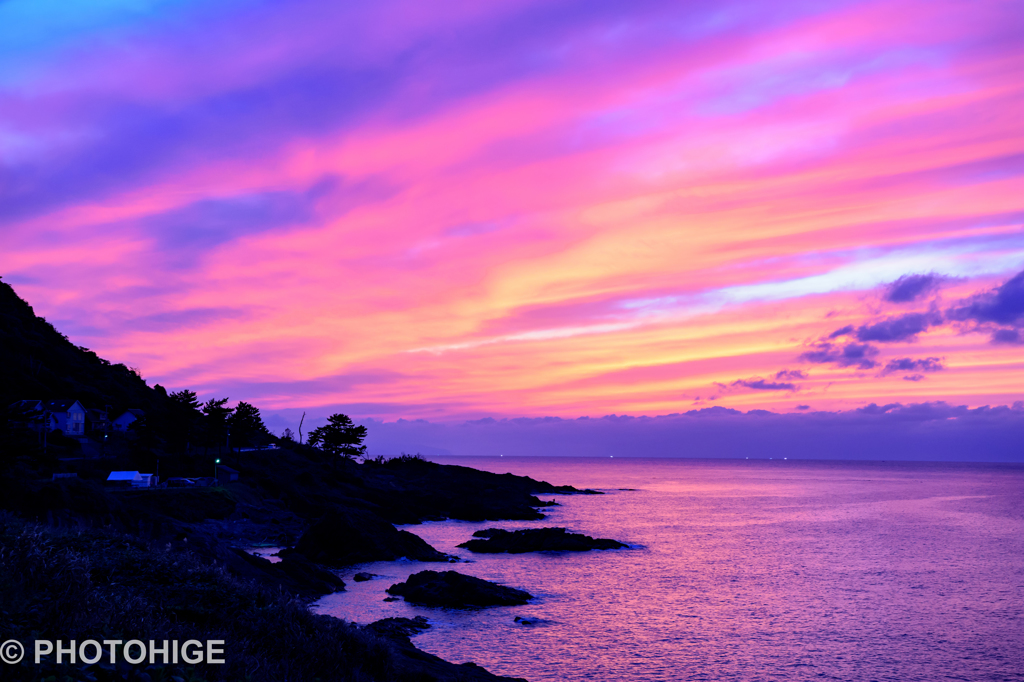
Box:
[0, 278, 166, 413]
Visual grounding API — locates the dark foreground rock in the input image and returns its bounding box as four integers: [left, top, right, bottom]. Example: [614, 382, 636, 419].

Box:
[0, 513, 527, 682]
[458, 527, 628, 553]
[387, 570, 532, 608]
[288, 508, 451, 565]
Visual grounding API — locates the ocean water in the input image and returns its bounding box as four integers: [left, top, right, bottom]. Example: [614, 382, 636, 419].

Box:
[313, 457, 1024, 681]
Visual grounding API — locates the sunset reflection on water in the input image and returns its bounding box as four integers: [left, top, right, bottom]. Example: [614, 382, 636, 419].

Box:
[315, 458, 1024, 681]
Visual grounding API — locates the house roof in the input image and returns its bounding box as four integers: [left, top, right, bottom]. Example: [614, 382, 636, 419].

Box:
[107, 471, 141, 481]
[44, 399, 84, 412]
[9, 400, 43, 411]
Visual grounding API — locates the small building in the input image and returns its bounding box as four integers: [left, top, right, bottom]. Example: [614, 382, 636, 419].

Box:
[86, 408, 110, 433]
[216, 464, 239, 482]
[112, 409, 145, 431]
[43, 399, 87, 436]
[9, 401, 47, 432]
[106, 471, 142, 487]
[106, 471, 157, 487]
[9, 399, 44, 414]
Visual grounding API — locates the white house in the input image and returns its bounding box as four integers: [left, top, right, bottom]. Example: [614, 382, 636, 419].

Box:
[112, 409, 145, 431]
[44, 399, 87, 436]
[106, 471, 157, 487]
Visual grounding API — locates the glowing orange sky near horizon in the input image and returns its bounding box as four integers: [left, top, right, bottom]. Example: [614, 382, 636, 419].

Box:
[1, 0, 1022, 420]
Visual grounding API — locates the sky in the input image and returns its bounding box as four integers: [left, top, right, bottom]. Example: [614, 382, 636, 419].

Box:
[2, 0, 1023, 449]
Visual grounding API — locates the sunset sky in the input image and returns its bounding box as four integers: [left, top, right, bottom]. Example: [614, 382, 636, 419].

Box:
[2, 0, 1023, 428]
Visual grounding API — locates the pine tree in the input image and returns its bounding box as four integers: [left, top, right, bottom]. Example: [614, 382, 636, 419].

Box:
[307, 414, 367, 459]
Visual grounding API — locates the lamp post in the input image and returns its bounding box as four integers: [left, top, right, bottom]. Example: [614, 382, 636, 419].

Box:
[214, 458, 220, 485]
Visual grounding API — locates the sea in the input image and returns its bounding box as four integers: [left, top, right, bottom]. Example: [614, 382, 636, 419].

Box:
[312, 457, 1024, 681]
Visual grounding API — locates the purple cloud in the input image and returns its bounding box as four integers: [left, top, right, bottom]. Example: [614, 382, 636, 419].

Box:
[716, 368, 806, 392]
[880, 357, 945, 376]
[991, 328, 1022, 344]
[732, 378, 797, 391]
[855, 312, 942, 343]
[800, 342, 879, 369]
[947, 268, 1024, 343]
[883, 273, 943, 303]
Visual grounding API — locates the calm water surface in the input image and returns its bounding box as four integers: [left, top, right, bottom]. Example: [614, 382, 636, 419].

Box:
[314, 458, 1024, 681]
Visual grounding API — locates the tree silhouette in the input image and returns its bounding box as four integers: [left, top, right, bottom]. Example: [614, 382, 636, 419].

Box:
[307, 414, 367, 459]
[201, 397, 233, 453]
[229, 401, 271, 450]
[168, 389, 201, 452]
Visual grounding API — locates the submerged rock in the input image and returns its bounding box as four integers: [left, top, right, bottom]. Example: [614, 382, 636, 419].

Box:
[288, 508, 450, 566]
[386, 570, 532, 608]
[353, 571, 375, 582]
[458, 527, 628, 553]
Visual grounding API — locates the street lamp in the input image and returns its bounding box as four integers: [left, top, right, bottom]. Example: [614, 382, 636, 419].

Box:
[214, 458, 220, 484]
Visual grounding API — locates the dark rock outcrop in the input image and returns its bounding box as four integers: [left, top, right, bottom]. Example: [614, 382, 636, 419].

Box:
[458, 527, 628, 553]
[386, 570, 532, 608]
[347, 459, 602, 525]
[367, 615, 431, 639]
[289, 508, 451, 566]
[353, 571, 375, 582]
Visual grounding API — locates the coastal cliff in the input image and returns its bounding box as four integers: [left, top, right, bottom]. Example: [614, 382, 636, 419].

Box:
[1, 281, 570, 680]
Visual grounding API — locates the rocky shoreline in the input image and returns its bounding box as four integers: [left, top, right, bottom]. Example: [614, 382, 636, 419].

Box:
[0, 447, 617, 681]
